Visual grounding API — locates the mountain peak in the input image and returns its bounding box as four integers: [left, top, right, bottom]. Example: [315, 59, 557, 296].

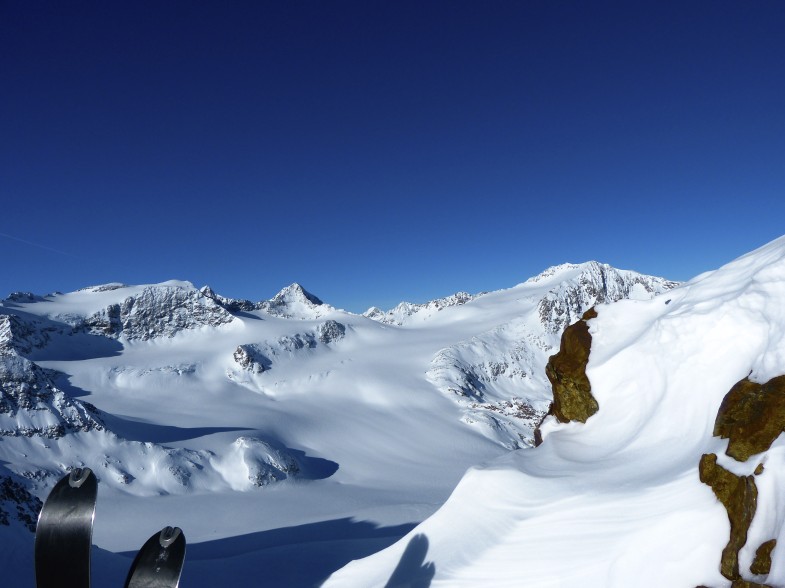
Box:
[270, 283, 323, 307]
[260, 284, 329, 319]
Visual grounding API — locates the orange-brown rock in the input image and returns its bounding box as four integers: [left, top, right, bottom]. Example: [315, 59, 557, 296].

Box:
[714, 375, 785, 462]
[545, 307, 599, 423]
[699, 453, 758, 581]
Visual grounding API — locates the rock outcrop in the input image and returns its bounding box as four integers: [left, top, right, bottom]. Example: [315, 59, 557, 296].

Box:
[714, 375, 785, 462]
[83, 285, 236, 340]
[545, 307, 599, 423]
[699, 453, 758, 581]
[0, 466, 42, 532]
[532, 262, 678, 334]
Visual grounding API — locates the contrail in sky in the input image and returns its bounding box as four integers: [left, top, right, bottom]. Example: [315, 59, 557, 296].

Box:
[0, 231, 75, 257]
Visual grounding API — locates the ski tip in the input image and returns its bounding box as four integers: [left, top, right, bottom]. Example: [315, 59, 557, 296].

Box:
[68, 467, 93, 489]
[159, 526, 184, 548]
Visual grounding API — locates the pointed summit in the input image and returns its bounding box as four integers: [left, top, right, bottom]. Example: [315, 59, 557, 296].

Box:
[260, 284, 329, 319]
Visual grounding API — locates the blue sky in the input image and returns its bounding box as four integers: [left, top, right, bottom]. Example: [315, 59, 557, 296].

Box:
[2, 1, 784, 312]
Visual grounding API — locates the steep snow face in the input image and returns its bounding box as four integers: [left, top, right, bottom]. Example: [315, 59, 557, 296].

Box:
[325, 237, 785, 588]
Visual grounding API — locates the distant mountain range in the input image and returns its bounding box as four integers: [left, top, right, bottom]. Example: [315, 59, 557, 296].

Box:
[0, 260, 679, 586]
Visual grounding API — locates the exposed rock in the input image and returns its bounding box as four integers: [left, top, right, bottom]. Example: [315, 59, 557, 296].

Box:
[83, 285, 236, 340]
[714, 375, 785, 462]
[730, 580, 772, 588]
[545, 307, 599, 423]
[200, 286, 257, 313]
[0, 350, 104, 438]
[317, 320, 346, 344]
[533, 262, 678, 334]
[0, 466, 42, 532]
[699, 453, 758, 581]
[233, 345, 271, 374]
[0, 313, 58, 355]
[750, 539, 776, 575]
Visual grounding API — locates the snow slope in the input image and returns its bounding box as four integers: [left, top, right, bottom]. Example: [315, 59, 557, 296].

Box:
[325, 236, 785, 588]
[0, 263, 676, 586]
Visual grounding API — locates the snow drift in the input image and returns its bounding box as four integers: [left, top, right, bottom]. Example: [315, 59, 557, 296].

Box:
[325, 236, 785, 587]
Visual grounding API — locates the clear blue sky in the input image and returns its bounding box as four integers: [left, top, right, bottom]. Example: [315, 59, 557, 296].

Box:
[2, 1, 784, 312]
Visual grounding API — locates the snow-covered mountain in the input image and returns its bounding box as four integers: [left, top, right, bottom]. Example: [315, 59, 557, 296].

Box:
[0, 256, 705, 587]
[326, 238, 785, 588]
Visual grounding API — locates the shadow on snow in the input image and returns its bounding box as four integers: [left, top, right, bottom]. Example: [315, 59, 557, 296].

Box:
[93, 518, 418, 588]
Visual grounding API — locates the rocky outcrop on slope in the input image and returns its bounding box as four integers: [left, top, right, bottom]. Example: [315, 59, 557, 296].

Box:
[82, 285, 236, 340]
[233, 344, 272, 374]
[0, 465, 42, 532]
[714, 375, 785, 462]
[0, 349, 104, 438]
[364, 292, 477, 326]
[0, 314, 58, 355]
[231, 321, 347, 376]
[534, 262, 678, 334]
[545, 307, 599, 423]
[200, 286, 257, 313]
[699, 373, 785, 586]
[699, 453, 759, 581]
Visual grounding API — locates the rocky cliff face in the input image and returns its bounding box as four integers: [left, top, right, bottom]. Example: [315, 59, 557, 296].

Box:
[0, 464, 42, 533]
[82, 285, 237, 340]
[0, 315, 104, 439]
[533, 261, 678, 333]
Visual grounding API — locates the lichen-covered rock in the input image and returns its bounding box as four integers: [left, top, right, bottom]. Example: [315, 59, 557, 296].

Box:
[545, 307, 599, 423]
[730, 580, 772, 588]
[699, 453, 758, 581]
[750, 539, 776, 575]
[714, 375, 785, 462]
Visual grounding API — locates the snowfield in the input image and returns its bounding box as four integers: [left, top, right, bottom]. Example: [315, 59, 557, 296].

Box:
[5, 242, 785, 587]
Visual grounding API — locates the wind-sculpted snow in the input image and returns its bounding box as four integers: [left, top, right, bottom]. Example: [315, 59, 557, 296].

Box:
[0, 266, 698, 586]
[325, 236, 785, 588]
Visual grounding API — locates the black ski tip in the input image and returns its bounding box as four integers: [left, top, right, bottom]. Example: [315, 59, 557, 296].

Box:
[125, 525, 187, 588]
[35, 467, 98, 588]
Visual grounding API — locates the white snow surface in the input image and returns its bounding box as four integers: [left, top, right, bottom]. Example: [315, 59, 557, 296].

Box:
[7, 243, 785, 586]
[326, 236, 785, 588]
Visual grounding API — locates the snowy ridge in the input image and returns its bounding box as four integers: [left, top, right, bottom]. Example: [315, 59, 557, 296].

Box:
[533, 261, 678, 333]
[364, 291, 477, 325]
[326, 237, 785, 587]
